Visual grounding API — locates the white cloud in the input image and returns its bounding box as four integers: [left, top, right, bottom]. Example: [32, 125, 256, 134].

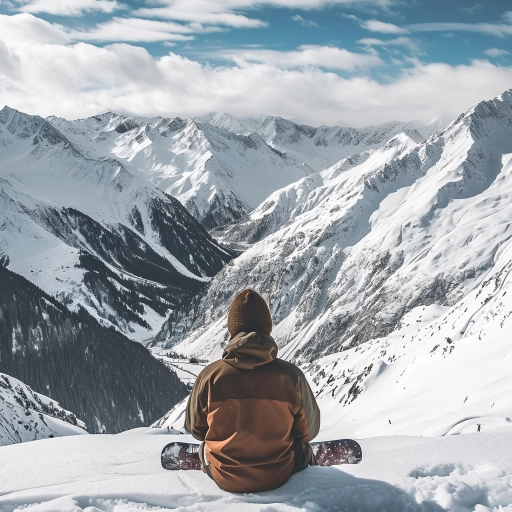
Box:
[0, 13, 221, 45]
[216, 45, 382, 71]
[0, 13, 70, 45]
[0, 40, 20, 79]
[134, 5, 267, 29]
[483, 48, 510, 58]
[74, 18, 203, 43]
[1, 20, 512, 129]
[343, 14, 408, 34]
[358, 36, 418, 52]
[15, 0, 125, 16]
[407, 21, 512, 38]
[292, 14, 319, 28]
[134, 0, 397, 29]
[361, 18, 408, 34]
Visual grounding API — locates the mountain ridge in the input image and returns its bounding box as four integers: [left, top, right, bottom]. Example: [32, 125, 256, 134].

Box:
[151, 89, 512, 366]
[0, 106, 234, 341]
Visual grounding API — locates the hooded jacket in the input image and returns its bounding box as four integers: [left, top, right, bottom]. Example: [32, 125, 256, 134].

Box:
[185, 331, 320, 493]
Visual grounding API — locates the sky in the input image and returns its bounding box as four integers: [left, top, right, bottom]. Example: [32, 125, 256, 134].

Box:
[0, 0, 511, 126]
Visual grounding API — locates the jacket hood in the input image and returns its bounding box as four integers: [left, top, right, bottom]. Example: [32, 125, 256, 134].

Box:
[222, 332, 278, 369]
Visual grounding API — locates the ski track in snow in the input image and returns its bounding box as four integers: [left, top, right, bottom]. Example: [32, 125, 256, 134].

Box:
[1, 432, 512, 512]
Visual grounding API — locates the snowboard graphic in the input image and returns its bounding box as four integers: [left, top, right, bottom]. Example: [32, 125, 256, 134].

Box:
[161, 439, 362, 471]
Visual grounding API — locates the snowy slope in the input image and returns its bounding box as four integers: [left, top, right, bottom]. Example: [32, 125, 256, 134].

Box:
[1, 430, 512, 511]
[153, 89, 512, 363]
[153, 232, 512, 441]
[197, 112, 447, 172]
[49, 113, 313, 229]
[152, 353, 206, 389]
[0, 106, 233, 340]
[0, 373, 86, 446]
[307, 232, 512, 440]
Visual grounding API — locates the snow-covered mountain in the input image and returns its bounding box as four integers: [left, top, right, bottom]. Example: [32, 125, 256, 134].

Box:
[152, 90, 512, 369]
[47, 111, 445, 232]
[0, 106, 233, 340]
[0, 373, 87, 446]
[196, 112, 447, 172]
[49, 113, 313, 229]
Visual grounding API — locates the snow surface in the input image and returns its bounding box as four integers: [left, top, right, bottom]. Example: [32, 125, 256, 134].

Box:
[152, 355, 205, 388]
[307, 235, 512, 440]
[1, 430, 512, 511]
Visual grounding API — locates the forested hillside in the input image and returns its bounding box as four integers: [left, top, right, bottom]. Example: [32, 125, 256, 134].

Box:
[0, 262, 188, 433]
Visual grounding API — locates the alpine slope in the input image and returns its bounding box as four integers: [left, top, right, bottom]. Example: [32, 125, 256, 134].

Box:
[152, 89, 512, 447]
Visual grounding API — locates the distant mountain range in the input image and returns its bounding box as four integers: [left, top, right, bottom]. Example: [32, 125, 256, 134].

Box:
[196, 112, 447, 173]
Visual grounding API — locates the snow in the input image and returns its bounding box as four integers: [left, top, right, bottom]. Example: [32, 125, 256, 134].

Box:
[1, 431, 512, 511]
[49, 113, 314, 229]
[3, 91, 512, 512]
[152, 355, 205, 388]
[304, 231, 512, 441]
[196, 113, 447, 173]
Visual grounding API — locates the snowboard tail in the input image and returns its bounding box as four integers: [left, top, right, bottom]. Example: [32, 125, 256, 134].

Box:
[161, 442, 202, 471]
[310, 439, 362, 466]
[161, 439, 362, 471]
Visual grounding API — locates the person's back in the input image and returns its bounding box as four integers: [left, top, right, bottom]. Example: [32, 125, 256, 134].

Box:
[185, 289, 320, 493]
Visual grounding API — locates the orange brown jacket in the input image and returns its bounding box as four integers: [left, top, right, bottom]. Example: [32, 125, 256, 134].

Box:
[185, 331, 320, 493]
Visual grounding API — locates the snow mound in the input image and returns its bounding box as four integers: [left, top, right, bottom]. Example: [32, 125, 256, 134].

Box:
[1, 432, 512, 511]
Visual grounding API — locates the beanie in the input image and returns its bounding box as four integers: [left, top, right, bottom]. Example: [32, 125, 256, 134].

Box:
[227, 289, 272, 337]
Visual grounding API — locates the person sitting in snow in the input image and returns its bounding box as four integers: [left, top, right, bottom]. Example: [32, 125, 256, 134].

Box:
[185, 289, 320, 493]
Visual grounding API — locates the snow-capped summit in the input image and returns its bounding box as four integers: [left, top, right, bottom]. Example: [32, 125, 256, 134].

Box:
[196, 112, 449, 173]
[194, 112, 250, 135]
[50, 112, 313, 229]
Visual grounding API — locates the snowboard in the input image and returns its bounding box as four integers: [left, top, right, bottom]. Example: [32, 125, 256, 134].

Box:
[161, 439, 362, 471]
